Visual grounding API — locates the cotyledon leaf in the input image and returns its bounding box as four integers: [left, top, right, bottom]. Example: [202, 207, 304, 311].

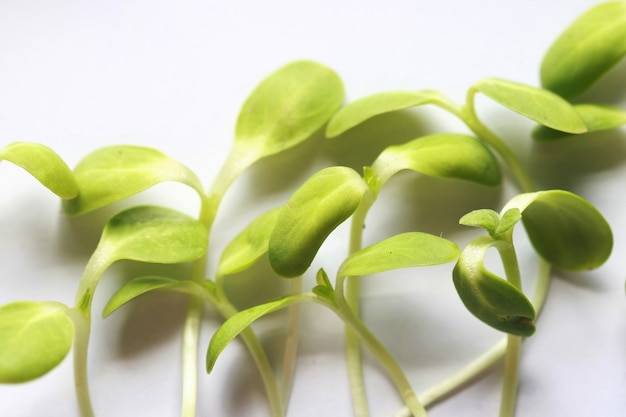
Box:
[217, 207, 281, 277]
[502, 190, 613, 271]
[337, 232, 459, 278]
[0, 301, 75, 383]
[473, 78, 586, 133]
[453, 236, 536, 337]
[541, 1, 626, 99]
[103, 276, 210, 317]
[369, 133, 500, 194]
[63, 145, 205, 215]
[325, 90, 446, 137]
[233, 60, 344, 164]
[268, 166, 369, 278]
[0, 142, 78, 199]
[533, 104, 626, 141]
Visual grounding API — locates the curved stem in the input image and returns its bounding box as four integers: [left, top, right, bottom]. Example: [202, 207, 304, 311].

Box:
[335, 292, 428, 417]
[67, 309, 95, 417]
[394, 259, 552, 416]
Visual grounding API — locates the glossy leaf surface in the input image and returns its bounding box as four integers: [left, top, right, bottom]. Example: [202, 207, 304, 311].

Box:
[541, 1, 626, 98]
[234, 61, 344, 162]
[533, 104, 626, 141]
[100, 206, 208, 264]
[453, 237, 536, 336]
[217, 208, 281, 277]
[503, 190, 612, 271]
[0, 142, 78, 198]
[473, 78, 586, 133]
[338, 232, 459, 277]
[207, 295, 306, 372]
[326, 90, 445, 137]
[63, 145, 204, 215]
[370, 133, 500, 193]
[103, 276, 209, 317]
[0, 302, 74, 383]
[269, 167, 368, 278]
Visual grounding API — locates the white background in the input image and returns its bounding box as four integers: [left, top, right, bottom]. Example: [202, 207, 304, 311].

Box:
[1, 1, 625, 416]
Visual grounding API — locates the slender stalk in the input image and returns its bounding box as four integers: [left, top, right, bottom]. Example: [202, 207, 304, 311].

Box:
[66, 309, 95, 417]
[334, 291, 428, 417]
[280, 277, 303, 409]
[344, 200, 373, 417]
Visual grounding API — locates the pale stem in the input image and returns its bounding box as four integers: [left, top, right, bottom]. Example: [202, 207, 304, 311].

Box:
[66, 309, 95, 417]
[280, 277, 303, 409]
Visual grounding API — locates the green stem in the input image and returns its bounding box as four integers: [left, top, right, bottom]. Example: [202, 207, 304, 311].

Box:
[334, 290, 428, 417]
[66, 308, 95, 417]
[280, 277, 303, 409]
[344, 200, 373, 417]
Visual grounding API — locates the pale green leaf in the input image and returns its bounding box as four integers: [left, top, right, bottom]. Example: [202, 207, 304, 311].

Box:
[453, 236, 536, 336]
[495, 209, 522, 235]
[541, 1, 626, 98]
[63, 145, 204, 215]
[100, 205, 208, 264]
[216, 208, 281, 277]
[103, 276, 209, 317]
[207, 295, 307, 372]
[473, 78, 586, 133]
[268, 167, 368, 278]
[0, 301, 74, 383]
[459, 209, 500, 234]
[326, 90, 445, 137]
[234, 61, 344, 162]
[0, 142, 78, 199]
[533, 104, 626, 141]
[338, 232, 459, 277]
[370, 133, 500, 194]
[503, 190, 613, 270]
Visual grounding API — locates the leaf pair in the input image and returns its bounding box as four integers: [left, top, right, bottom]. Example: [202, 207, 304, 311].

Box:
[454, 190, 613, 336]
[0, 206, 208, 383]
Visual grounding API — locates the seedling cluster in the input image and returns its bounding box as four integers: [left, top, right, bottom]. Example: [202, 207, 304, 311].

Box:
[1, 2, 624, 417]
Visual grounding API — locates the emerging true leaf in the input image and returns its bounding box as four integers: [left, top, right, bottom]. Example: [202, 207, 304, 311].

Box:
[99, 205, 208, 264]
[533, 104, 626, 141]
[541, 1, 626, 98]
[63, 145, 204, 215]
[233, 61, 344, 164]
[473, 78, 586, 133]
[207, 295, 308, 372]
[459, 209, 500, 235]
[369, 133, 500, 194]
[0, 142, 78, 199]
[326, 90, 446, 137]
[503, 190, 613, 271]
[453, 236, 536, 337]
[0, 301, 74, 383]
[217, 207, 281, 277]
[269, 167, 368, 278]
[103, 276, 209, 317]
[338, 232, 459, 277]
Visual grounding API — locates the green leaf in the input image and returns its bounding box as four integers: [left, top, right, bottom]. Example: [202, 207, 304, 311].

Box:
[103, 276, 209, 317]
[268, 167, 368, 278]
[541, 1, 626, 98]
[369, 133, 501, 194]
[216, 207, 281, 277]
[0, 301, 74, 383]
[503, 190, 613, 270]
[0, 142, 78, 199]
[453, 237, 536, 337]
[473, 78, 586, 133]
[100, 205, 208, 264]
[495, 209, 522, 236]
[63, 145, 204, 215]
[234, 60, 344, 163]
[325, 90, 445, 137]
[206, 295, 307, 372]
[533, 104, 626, 141]
[459, 209, 500, 234]
[338, 232, 459, 277]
